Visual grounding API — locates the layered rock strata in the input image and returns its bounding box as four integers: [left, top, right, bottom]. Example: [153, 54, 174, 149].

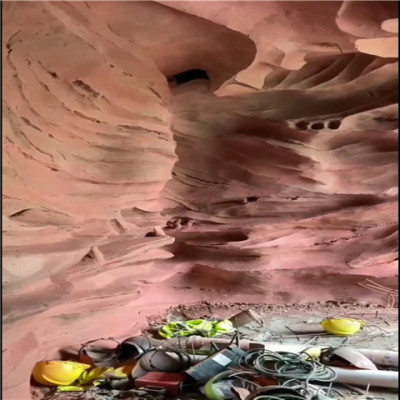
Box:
[2, 2, 398, 399]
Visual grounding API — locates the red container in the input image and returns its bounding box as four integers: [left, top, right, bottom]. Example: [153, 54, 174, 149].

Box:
[134, 372, 187, 395]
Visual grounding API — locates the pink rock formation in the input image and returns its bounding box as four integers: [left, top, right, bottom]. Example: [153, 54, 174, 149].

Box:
[2, 2, 398, 399]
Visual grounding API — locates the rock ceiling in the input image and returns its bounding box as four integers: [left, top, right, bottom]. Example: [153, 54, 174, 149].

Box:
[2, 1, 398, 398]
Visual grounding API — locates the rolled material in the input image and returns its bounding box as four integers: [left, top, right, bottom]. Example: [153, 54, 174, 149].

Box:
[167, 352, 206, 364]
[331, 367, 398, 389]
[139, 350, 190, 373]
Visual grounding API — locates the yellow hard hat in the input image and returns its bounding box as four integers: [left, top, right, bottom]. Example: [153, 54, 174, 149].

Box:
[32, 361, 91, 386]
[321, 318, 364, 336]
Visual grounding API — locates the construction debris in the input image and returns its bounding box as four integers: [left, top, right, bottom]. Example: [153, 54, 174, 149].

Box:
[31, 308, 399, 400]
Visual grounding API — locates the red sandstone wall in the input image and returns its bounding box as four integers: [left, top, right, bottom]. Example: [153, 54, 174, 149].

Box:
[2, 2, 398, 399]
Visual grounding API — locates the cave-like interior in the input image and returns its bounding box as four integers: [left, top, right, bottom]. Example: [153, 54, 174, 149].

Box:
[2, 1, 398, 399]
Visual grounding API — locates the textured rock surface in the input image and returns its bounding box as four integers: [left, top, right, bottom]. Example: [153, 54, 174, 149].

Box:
[2, 2, 398, 399]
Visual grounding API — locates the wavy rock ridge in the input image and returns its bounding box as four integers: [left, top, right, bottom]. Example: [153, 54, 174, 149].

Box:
[2, 2, 398, 399]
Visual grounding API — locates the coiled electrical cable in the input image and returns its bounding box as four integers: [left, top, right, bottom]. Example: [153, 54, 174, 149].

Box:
[282, 379, 344, 398]
[247, 386, 309, 400]
[238, 349, 336, 384]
